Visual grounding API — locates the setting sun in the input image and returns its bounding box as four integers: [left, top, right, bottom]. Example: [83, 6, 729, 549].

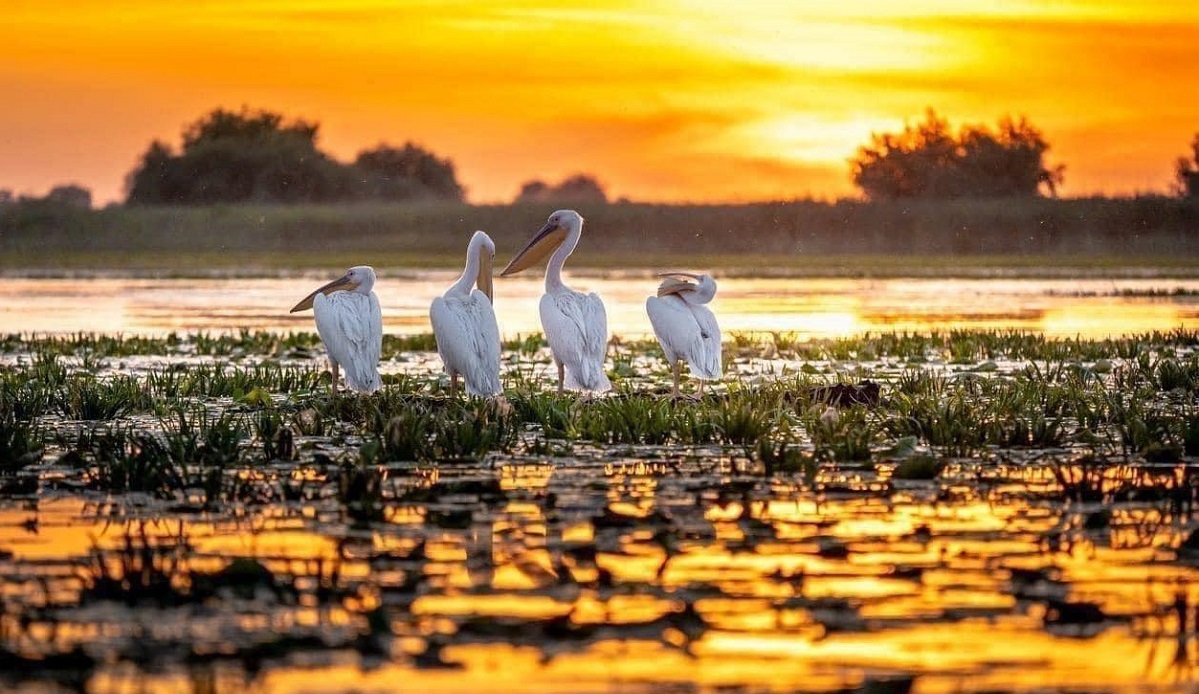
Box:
[2, 0, 1198, 203]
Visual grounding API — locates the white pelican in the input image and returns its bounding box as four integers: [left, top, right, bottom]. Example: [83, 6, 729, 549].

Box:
[290, 265, 383, 394]
[645, 272, 722, 397]
[500, 209, 610, 394]
[430, 230, 502, 397]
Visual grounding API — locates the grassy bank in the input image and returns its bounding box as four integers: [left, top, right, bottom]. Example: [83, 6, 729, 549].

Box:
[2, 196, 1197, 276]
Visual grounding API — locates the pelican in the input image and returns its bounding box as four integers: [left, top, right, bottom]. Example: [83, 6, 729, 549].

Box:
[430, 230, 502, 397]
[290, 265, 382, 394]
[645, 272, 722, 397]
[500, 209, 610, 394]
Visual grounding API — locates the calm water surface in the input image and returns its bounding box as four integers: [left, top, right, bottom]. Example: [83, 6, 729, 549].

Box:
[2, 274, 1199, 338]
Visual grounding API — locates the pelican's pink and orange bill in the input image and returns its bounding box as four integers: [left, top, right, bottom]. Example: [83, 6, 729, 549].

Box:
[656, 271, 703, 297]
[290, 274, 356, 313]
[500, 220, 568, 277]
[477, 248, 494, 303]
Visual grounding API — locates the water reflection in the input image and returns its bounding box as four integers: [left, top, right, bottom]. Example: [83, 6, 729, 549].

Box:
[2, 459, 1198, 692]
[2, 275, 1199, 338]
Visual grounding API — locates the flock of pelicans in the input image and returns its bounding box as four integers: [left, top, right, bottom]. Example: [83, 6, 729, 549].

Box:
[290, 209, 722, 398]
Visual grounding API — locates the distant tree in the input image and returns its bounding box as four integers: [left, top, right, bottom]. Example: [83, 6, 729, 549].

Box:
[126, 107, 351, 204]
[0, 189, 12, 206]
[124, 108, 464, 205]
[514, 174, 607, 204]
[353, 142, 465, 201]
[1175, 134, 1199, 198]
[850, 109, 1063, 200]
[44, 184, 92, 209]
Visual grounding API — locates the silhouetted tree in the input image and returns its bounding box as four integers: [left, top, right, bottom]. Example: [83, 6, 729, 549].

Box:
[850, 109, 1063, 200]
[0, 189, 12, 206]
[514, 174, 607, 203]
[125, 107, 465, 205]
[1176, 134, 1199, 198]
[44, 184, 92, 208]
[353, 142, 465, 201]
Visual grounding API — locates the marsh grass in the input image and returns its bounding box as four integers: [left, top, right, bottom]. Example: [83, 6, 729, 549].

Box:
[5, 199, 1199, 275]
[55, 375, 152, 420]
[0, 412, 42, 472]
[3, 329, 1199, 494]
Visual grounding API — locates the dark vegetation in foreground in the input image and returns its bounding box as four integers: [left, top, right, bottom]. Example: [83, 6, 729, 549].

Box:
[2, 197, 1198, 275]
[3, 329, 1199, 486]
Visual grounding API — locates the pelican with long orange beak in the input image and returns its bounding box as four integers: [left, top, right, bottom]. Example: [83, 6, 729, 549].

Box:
[500, 209, 610, 394]
[646, 272, 721, 397]
[430, 231, 502, 397]
[290, 265, 382, 394]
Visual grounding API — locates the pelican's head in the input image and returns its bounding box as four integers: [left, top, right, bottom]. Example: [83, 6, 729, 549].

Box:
[471, 230, 496, 303]
[290, 265, 376, 313]
[656, 271, 717, 305]
[500, 209, 584, 277]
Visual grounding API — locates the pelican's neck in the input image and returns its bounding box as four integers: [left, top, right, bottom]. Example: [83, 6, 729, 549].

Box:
[683, 277, 717, 305]
[545, 218, 582, 293]
[450, 235, 484, 296]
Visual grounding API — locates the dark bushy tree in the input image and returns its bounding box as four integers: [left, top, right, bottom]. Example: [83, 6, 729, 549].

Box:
[850, 109, 1063, 200]
[515, 174, 607, 203]
[1176, 134, 1199, 198]
[44, 184, 92, 208]
[125, 108, 464, 205]
[353, 142, 464, 201]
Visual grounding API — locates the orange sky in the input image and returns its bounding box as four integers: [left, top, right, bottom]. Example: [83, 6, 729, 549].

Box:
[2, 0, 1198, 205]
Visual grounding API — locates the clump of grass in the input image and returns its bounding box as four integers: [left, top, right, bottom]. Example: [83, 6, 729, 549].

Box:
[55, 374, 152, 420]
[807, 405, 876, 462]
[85, 428, 181, 495]
[0, 412, 43, 473]
[253, 408, 295, 462]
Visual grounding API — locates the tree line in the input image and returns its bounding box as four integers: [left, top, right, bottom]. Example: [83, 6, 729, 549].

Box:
[4, 105, 1199, 208]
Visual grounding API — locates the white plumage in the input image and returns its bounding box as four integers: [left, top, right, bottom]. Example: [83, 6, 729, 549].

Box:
[430, 230, 502, 397]
[500, 209, 610, 394]
[540, 289, 610, 392]
[291, 265, 382, 394]
[646, 272, 721, 396]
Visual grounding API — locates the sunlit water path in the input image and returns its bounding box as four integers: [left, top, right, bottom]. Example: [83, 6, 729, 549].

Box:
[3, 274, 1199, 338]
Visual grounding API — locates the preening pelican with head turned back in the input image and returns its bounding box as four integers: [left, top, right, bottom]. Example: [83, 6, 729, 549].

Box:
[290, 265, 383, 394]
[430, 230, 502, 397]
[646, 272, 721, 397]
[500, 209, 610, 394]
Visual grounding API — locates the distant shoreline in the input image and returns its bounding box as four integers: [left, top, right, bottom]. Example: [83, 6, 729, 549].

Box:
[3, 197, 1197, 278]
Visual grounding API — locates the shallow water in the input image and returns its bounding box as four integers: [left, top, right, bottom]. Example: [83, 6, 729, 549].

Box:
[2, 274, 1199, 338]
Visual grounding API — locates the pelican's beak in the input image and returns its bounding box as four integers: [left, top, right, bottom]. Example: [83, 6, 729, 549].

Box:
[500, 220, 567, 276]
[477, 248, 494, 303]
[290, 273, 356, 313]
[656, 272, 702, 298]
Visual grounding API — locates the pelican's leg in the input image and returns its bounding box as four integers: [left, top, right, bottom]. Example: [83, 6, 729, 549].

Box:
[331, 362, 340, 395]
[698, 379, 706, 398]
[671, 361, 681, 398]
[556, 361, 565, 396]
[450, 372, 460, 399]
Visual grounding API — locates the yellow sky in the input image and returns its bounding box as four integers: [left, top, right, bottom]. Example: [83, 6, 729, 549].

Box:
[2, 0, 1198, 204]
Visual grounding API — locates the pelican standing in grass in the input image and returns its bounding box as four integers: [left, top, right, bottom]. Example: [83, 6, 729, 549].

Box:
[290, 265, 382, 394]
[500, 209, 610, 394]
[646, 272, 722, 397]
[430, 230, 502, 397]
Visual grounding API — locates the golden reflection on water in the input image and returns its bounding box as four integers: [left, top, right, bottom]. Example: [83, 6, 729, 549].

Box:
[2, 275, 1199, 338]
[3, 459, 1199, 693]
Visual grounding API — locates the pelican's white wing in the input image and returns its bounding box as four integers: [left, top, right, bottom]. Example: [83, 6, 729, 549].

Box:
[314, 291, 383, 393]
[540, 290, 611, 392]
[430, 289, 502, 396]
[646, 295, 722, 380]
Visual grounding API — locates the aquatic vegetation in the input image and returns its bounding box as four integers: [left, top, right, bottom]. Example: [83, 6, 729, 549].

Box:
[54, 374, 153, 420]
